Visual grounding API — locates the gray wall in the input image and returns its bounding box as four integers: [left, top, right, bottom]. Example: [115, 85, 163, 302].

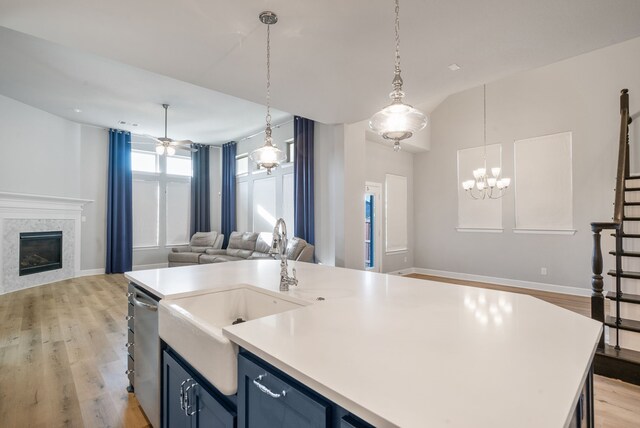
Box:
[414, 36, 640, 289]
[365, 140, 414, 273]
[79, 125, 109, 271]
[314, 123, 344, 266]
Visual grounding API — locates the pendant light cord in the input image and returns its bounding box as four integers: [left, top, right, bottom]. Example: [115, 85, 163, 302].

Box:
[265, 23, 272, 128]
[394, 0, 401, 74]
[483, 84, 487, 160]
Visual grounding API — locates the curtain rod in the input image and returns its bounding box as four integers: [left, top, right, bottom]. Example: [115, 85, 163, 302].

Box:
[237, 118, 294, 142]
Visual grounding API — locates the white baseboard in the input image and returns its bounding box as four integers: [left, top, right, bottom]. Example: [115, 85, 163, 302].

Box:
[387, 267, 591, 297]
[77, 268, 105, 277]
[133, 262, 168, 271]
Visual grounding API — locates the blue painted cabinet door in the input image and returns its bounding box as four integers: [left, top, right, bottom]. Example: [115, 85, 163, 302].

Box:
[192, 384, 235, 428]
[238, 354, 330, 428]
[163, 350, 193, 428]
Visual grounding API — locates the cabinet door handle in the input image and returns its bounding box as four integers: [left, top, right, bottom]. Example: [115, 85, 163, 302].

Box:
[131, 293, 157, 312]
[125, 315, 134, 321]
[125, 369, 134, 375]
[253, 374, 286, 399]
[125, 342, 133, 349]
[179, 379, 191, 412]
[185, 382, 199, 416]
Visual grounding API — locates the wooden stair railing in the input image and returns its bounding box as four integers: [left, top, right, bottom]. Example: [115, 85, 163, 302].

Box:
[591, 89, 640, 386]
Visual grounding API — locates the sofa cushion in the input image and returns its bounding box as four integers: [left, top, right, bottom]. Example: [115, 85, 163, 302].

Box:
[200, 254, 244, 264]
[190, 231, 219, 248]
[226, 232, 258, 258]
[286, 237, 307, 260]
[248, 252, 274, 260]
[167, 252, 201, 264]
[255, 232, 273, 254]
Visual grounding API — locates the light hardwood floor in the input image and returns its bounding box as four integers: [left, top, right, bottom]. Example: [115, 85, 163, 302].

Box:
[0, 274, 638, 427]
[0, 275, 149, 428]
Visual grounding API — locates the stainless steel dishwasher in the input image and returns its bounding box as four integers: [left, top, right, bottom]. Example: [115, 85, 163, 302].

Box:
[131, 286, 160, 428]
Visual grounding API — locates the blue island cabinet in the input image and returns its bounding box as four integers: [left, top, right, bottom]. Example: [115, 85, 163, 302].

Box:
[237, 352, 374, 428]
[162, 350, 236, 428]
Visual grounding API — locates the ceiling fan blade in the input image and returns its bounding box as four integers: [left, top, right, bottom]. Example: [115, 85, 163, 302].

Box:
[172, 140, 194, 145]
[141, 134, 163, 144]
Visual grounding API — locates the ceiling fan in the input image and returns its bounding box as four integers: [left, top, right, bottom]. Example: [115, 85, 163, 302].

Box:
[143, 104, 197, 155]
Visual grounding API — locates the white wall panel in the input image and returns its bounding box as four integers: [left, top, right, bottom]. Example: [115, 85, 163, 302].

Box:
[282, 173, 294, 233]
[237, 181, 249, 233]
[514, 132, 573, 231]
[385, 174, 408, 253]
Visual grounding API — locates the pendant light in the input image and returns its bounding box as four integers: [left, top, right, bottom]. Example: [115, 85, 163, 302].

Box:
[249, 11, 286, 175]
[461, 84, 510, 199]
[369, 0, 427, 152]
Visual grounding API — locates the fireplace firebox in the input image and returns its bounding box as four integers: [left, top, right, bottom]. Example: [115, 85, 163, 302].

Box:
[19, 231, 63, 276]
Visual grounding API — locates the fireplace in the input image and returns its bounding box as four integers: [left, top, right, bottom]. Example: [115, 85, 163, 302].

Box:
[19, 231, 63, 276]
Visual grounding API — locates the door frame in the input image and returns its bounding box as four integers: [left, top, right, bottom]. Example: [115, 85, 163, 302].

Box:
[365, 182, 383, 272]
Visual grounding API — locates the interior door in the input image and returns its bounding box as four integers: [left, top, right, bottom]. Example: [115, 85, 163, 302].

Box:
[364, 183, 382, 272]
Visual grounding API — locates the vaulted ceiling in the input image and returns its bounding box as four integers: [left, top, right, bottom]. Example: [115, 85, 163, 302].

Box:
[1, 0, 640, 140]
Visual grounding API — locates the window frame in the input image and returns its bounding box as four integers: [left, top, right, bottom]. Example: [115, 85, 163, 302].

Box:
[131, 145, 191, 250]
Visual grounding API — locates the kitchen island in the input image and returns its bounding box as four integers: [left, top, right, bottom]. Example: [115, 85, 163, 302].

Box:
[126, 260, 601, 428]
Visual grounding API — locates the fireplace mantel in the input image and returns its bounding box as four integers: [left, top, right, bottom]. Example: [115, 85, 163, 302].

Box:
[0, 191, 93, 212]
[0, 191, 93, 294]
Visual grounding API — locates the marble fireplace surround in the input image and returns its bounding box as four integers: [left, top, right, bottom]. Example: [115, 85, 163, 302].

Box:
[0, 192, 92, 295]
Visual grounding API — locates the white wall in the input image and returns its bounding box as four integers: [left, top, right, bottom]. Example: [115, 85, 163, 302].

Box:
[210, 146, 222, 232]
[0, 94, 111, 272]
[0, 94, 82, 197]
[414, 36, 640, 289]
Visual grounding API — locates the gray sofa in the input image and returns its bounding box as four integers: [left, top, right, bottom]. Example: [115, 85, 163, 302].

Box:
[168, 231, 224, 267]
[168, 231, 314, 267]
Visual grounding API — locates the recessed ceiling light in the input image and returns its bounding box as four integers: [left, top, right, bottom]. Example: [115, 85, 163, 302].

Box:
[132, 123, 139, 127]
[119, 120, 127, 125]
[448, 63, 461, 71]
[73, 108, 82, 113]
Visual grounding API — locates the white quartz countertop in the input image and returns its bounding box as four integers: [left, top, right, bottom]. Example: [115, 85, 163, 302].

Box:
[126, 260, 601, 428]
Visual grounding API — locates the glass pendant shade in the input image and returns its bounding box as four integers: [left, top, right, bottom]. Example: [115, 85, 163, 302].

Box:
[249, 133, 286, 174]
[369, 98, 427, 142]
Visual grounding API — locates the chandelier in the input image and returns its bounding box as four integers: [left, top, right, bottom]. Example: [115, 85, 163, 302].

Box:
[369, 0, 427, 152]
[461, 85, 510, 199]
[249, 11, 286, 175]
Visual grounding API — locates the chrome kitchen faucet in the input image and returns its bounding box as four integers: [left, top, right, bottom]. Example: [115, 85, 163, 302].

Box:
[270, 218, 298, 291]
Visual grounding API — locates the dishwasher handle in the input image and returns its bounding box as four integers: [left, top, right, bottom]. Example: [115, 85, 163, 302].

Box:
[132, 292, 158, 312]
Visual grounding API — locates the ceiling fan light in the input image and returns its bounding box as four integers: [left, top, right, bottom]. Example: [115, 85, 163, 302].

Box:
[156, 145, 165, 155]
[166, 146, 176, 156]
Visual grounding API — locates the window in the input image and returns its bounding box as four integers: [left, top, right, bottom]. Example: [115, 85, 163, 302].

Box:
[131, 150, 158, 173]
[236, 154, 249, 176]
[166, 155, 192, 177]
[286, 139, 295, 163]
[131, 145, 191, 248]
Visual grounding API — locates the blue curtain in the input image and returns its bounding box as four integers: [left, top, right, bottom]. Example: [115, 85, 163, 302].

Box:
[221, 142, 237, 248]
[294, 116, 315, 245]
[190, 144, 211, 236]
[106, 129, 133, 274]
